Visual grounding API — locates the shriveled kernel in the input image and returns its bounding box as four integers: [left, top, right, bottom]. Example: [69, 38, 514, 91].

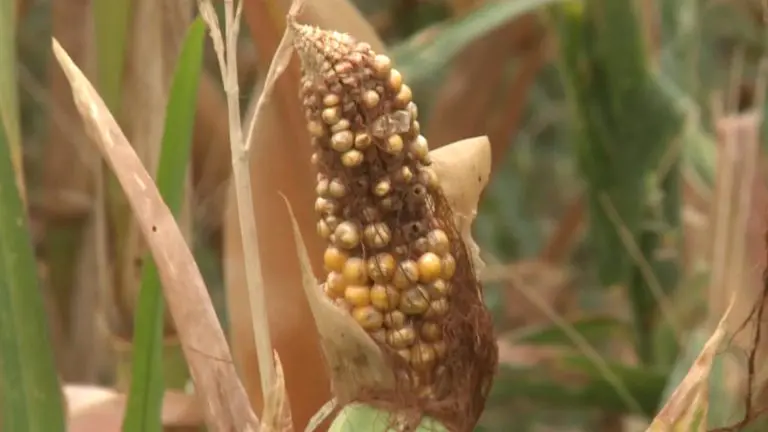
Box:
[363, 90, 381, 108]
[396, 349, 411, 362]
[373, 54, 392, 77]
[388, 69, 403, 91]
[354, 132, 372, 150]
[331, 130, 354, 152]
[331, 118, 351, 133]
[325, 271, 347, 297]
[334, 221, 360, 249]
[379, 196, 402, 212]
[334, 61, 353, 74]
[352, 306, 383, 331]
[323, 93, 340, 106]
[426, 279, 451, 298]
[412, 237, 430, 255]
[367, 253, 396, 283]
[392, 260, 419, 289]
[363, 223, 391, 248]
[441, 254, 457, 279]
[425, 298, 449, 319]
[410, 343, 436, 371]
[399, 286, 430, 315]
[373, 179, 391, 196]
[323, 246, 348, 272]
[383, 310, 406, 329]
[387, 326, 416, 349]
[409, 135, 430, 161]
[341, 149, 364, 167]
[342, 257, 368, 284]
[307, 120, 324, 137]
[371, 284, 401, 311]
[361, 206, 380, 223]
[328, 178, 347, 198]
[345, 285, 372, 307]
[426, 229, 451, 256]
[315, 178, 330, 197]
[417, 252, 442, 283]
[324, 215, 341, 231]
[384, 134, 404, 154]
[395, 84, 413, 108]
[411, 120, 421, 136]
[420, 322, 442, 342]
[322, 107, 341, 125]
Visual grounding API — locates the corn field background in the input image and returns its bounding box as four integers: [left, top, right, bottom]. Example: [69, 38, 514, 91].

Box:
[2, 0, 768, 430]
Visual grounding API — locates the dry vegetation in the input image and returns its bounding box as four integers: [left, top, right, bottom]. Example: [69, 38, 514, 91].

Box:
[4, 0, 768, 431]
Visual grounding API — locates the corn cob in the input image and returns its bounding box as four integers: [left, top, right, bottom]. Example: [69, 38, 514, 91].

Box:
[292, 21, 497, 430]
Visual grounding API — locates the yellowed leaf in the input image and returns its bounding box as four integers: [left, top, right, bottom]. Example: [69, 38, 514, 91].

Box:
[646, 297, 736, 432]
[260, 353, 294, 432]
[430, 135, 492, 276]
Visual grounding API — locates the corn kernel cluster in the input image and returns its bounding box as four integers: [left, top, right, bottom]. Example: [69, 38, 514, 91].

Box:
[294, 25, 457, 392]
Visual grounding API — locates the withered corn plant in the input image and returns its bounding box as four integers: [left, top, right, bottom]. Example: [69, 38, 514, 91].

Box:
[290, 20, 499, 431]
[549, 0, 684, 365]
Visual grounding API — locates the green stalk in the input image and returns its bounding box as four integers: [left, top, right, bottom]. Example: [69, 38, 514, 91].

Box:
[0, 105, 66, 432]
[122, 18, 205, 432]
[550, 0, 683, 364]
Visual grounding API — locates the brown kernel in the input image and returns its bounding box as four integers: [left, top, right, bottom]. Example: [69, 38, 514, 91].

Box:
[387, 326, 416, 349]
[363, 90, 380, 108]
[410, 343, 436, 371]
[334, 221, 360, 249]
[426, 229, 451, 256]
[392, 260, 420, 289]
[342, 257, 368, 284]
[441, 254, 457, 279]
[354, 132, 372, 150]
[361, 206, 380, 223]
[370, 284, 401, 311]
[399, 286, 430, 315]
[341, 149, 364, 167]
[352, 306, 383, 331]
[367, 253, 396, 283]
[396, 349, 411, 362]
[426, 279, 451, 298]
[363, 223, 391, 248]
[331, 130, 354, 152]
[433, 341, 447, 359]
[322, 107, 341, 125]
[420, 322, 442, 342]
[417, 252, 442, 283]
[384, 134, 404, 154]
[425, 298, 449, 319]
[383, 310, 406, 329]
[379, 196, 402, 212]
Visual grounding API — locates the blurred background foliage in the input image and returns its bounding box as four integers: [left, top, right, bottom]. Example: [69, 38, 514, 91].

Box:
[5, 0, 768, 430]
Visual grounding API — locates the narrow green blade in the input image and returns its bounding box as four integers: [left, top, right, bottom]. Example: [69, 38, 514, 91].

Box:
[122, 17, 206, 432]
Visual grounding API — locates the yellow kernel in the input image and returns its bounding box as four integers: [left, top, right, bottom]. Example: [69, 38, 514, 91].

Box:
[341, 149, 364, 167]
[323, 246, 349, 272]
[331, 130, 354, 152]
[395, 85, 413, 108]
[420, 322, 442, 342]
[322, 107, 341, 125]
[427, 229, 450, 256]
[323, 93, 340, 106]
[417, 252, 442, 283]
[342, 257, 369, 284]
[387, 326, 416, 349]
[328, 178, 347, 198]
[354, 132, 372, 150]
[373, 54, 392, 77]
[425, 298, 449, 319]
[352, 305, 383, 331]
[315, 178, 330, 197]
[345, 285, 372, 307]
[331, 118, 351, 133]
[392, 260, 419, 289]
[410, 343, 436, 371]
[371, 284, 401, 311]
[307, 120, 325, 137]
[409, 135, 429, 161]
[363, 90, 381, 108]
[383, 310, 406, 329]
[334, 221, 360, 249]
[441, 254, 456, 279]
[325, 271, 347, 297]
[388, 69, 403, 91]
[363, 222, 391, 248]
[373, 179, 391, 196]
[367, 253, 396, 283]
[399, 286, 430, 315]
[384, 134, 404, 154]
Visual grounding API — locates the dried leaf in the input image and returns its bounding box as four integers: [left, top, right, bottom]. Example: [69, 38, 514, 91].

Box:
[259, 353, 294, 432]
[647, 297, 736, 431]
[281, 194, 395, 403]
[51, 38, 258, 431]
[430, 135, 491, 276]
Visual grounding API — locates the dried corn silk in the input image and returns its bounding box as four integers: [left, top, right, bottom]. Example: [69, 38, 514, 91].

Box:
[291, 20, 498, 432]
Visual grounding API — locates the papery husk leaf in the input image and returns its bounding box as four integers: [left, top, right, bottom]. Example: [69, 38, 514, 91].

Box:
[259, 353, 294, 431]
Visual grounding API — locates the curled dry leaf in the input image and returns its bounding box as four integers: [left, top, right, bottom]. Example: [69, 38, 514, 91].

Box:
[66, 385, 202, 432]
[260, 353, 294, 432]
[51, 38, 258, 431]
[646, 297, 736, 432]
